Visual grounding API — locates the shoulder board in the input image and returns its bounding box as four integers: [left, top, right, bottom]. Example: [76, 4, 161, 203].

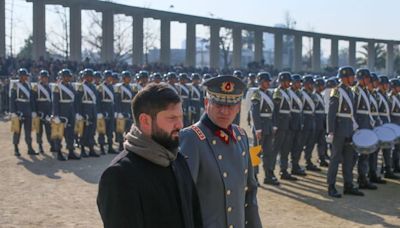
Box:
[191, 125, 206, 141]
[330, 88, 339, 98]
[251, 90, 261, 101]
[273, 88, 282, 99]
[233, 124, 246, 136]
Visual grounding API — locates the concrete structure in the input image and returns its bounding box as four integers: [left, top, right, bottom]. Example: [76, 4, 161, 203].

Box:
[15, 0, 399, 73]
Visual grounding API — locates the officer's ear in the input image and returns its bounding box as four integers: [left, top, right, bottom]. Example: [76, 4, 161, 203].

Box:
[138, 113, 152, 135]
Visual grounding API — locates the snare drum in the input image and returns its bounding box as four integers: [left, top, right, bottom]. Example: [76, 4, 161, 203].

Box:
[382, 123, 400, 144]
[352, 129, 379, 154]
[374, 126, 397, 149]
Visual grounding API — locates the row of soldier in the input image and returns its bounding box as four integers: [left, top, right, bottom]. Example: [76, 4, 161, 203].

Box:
[10, 68, 207, 161]
[248, 67, 400, 198]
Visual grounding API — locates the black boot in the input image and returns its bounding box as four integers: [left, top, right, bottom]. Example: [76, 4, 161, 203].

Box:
[358, 176, 377, 190]
[306, 162, 322, 172]
[89, 146, 100, 157]
[100, 145, 106, 155]
[81, 146, 88, 158]
[292, 165, 307, 176]
[118, 142, 124, 152]
[14, 144, 20, 157]
[49, 142, 56, 153]
[280, 170, 298, 181]
[369, 173, 387, 184]
[38, 144, 44, 154]
[264, 170, 280, 186]
[319, 159, 329, 167]
[108, 145, 118, 154]
[344, 183, 364, 196]
[68, 149, 81, 160]
[328, 184, 341, 198]
[27, 144, 39, 155]
[384, 171, 400, 179]
[57, 150, 67, 161]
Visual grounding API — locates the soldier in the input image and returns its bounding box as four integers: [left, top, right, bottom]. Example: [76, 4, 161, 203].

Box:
[376, 76, 400, 179]
[136, 70, 149, 90]
[33, 70, 54, 153]
[313, 78, 329, 167]
[115, 70, 137, 152]
[97, 70, 118, 155]
[76, 68, 99, 157]
[283, 74, 306, 179]
[367, 73, 387, 184]
[166, 72, 179, 94]
[52, 69, 80, 160]
[272, 72, 295, 181]
[189, 73, 204, 124]
[94, 71, 103, 86]
[152, 72, 162, 84]
[180, 75, 262, 228]
[326, 66, 364, 198]
[352, 69, 377, 190]
[10, 68, 38, 156]
[233, 70, 243, 125]
[389, 79, 400, 174]
[300, 75, 321, 171]
[251, 72, 279, 185]
[177, 73, 191, 127]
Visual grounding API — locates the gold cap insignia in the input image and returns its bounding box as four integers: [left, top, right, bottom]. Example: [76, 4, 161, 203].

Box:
[221, 82, 234, 93]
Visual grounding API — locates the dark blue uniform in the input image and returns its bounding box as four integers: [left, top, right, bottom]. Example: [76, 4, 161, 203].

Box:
[177, 83, 191, 127]
[97, 82, 117, 153]
[189, 84, 204, 124]
[33, 82, 53, 152]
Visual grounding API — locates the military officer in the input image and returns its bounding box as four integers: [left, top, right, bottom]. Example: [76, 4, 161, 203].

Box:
[326, 66, 364, 198]
[367, 73, 387, 184]
[389, 79, 400, 173]
[283, 74, 306, 178]
[33, 70, 54, 153]
[52, 69, 80, 160]
[177, 73, 191, 127]
[313, 78, 329, 167]
[180, 75, 262, 228]
[299, 75, 321, 171]
[97, 70, 118, 155]
[76, 68, 99, 157]
[251, 72, 279, 185]
[272, 72, 296, 181]
[189, 73, 204, 124]
[115, 70, 137, 151]
[10, 68, 38, 156]
[376, 76, 400, 179]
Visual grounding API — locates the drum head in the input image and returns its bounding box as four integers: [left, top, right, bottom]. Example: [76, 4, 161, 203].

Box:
[382, 123, 400, 138]
[352, 129, 379, 148]
[374, 126, 396, 142]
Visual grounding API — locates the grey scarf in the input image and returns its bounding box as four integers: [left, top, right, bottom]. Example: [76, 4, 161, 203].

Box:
[124, 125, 178, 167]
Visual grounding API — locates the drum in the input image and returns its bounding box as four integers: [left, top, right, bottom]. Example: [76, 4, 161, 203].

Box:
[374, 126, 397, 149]
[10, 116, 20, 134]
[74, 119, 84, 136]
[352, 129, 379, 154]
[116, 118, 126, 134]
[51, 122, 65, 140]
[32, 116, 41, 132]
[97, 118, 106, 134]
[382, 123, 400, 144]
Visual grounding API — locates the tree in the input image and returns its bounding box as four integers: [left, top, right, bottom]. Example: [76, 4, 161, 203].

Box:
[16, 35, 33, 59]
[357, 43, 386, 71]
[114, 15, 132, 63]
[143, 19, 159, 64]
[219, 28, 232, 69]
[47, 5, 70, 59]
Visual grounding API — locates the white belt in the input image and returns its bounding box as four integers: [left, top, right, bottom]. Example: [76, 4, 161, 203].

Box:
[371, 112, 379, 116]
[16, 98, 29, 103]
[392, 113, 400, 117]
[181, 96, 189, 99]
[303, 110, 314, 115]
[121, 100, 131, 103]
[337, 113, 352, 118]
[191, 98, 200, 101]
[82, 100, 96, 104]
[101, 100, 113, 103]
[356, 110, 370, 115]
[279, 110, 290, 114]
[291, 109, 301, 113]
[37, 98, 50, 102]
[260, 113, 272, 117]
[315, 110, 325, 114]
[60, 100, 73, 103]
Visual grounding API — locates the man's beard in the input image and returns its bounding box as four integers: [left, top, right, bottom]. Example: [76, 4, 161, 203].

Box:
[151, 123, 180, 151]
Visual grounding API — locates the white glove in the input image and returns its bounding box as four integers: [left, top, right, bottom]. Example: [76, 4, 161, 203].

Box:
[97, 113, 104, 119]
[75, 113, 83, 121]
[53, 116, 61, 124]
[11, 113, 18, 118]
[273, 126, 278, 131]
[45, 115, 52, 122]
[326, 133, 334, 144]
[32, 112, 37, 118]
[117, 113, 124, 119]
[114, 112, 118, 118]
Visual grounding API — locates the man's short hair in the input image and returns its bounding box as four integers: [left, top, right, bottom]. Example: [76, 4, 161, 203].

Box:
[131, 83, 181, 125]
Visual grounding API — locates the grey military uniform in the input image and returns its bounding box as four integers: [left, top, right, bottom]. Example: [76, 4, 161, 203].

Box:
[389, 92, 400, 171]
[180, 115, 262, 228]
[299, 89, 316, 166]
[377, 90, 393, 173]
[314, 91, 327, 161]
[368, 90, 381, 177]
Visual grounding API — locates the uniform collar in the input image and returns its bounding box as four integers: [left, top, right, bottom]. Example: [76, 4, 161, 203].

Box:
[200, 114, 236, 144]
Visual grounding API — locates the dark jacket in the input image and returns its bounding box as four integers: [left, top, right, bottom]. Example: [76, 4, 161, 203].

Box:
[97, 150, 203, 228]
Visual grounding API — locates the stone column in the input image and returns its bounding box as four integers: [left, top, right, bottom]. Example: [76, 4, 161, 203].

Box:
[209, 24, 220, 69]
[0, 0, 5, 57]
[367, 40, 375, 71]
[312, 36, 321, 72]
[348, 39, 356, 67]
[386, 42, 394, 75]
[160, 19, 171, 65]
[254, 30, 263, 63]
[232, 27, 242, 68]
[185, 22, 196, 67]
[69, 4, 81, 62]
[274, 32, 283, 70]
[330, 38, 339, 68]
[132, 16, 143, 65]
[32, 0, 46, 60]
[101, 10, 114, 62]
[293, 34, 302, 72]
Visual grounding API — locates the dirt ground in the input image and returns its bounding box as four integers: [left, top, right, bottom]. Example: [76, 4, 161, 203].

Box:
[0, 110, 399, 227]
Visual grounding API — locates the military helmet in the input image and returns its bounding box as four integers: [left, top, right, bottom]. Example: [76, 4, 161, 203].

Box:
[302, 75, 314, 84]
[191, 73, 201, 80]
[370, 72, 379, 82]
[18, 68, 29, 77]
[138, 70, 149, 79]
[59, 68, 72, 77]
[356, 68, 371, 80]
[278, 72, 292, 82]
[103, 70, 113, 78]
[203, 73, 212, 80]
[167, 72, 177, 80]
[94, 71, 103, 79]
[233, 70, 243, 79]
[257, 72, 271, 82]
[248, 73, 256, 79]
[39, 70, 49, 77]
[121, 70, 131, 78]
[82, 68, 94, 77]
[112, 72, 119, 80]
[178, 73, 189, 80]
[378, 75, 389, 84]
[337, 66, 355, 78]
[152, 72, 162, 80]
[291, 74, 302, 83]
[390, 78, 400, 87]
[326, 77, 338, 88]
[314, 78, 325, 87]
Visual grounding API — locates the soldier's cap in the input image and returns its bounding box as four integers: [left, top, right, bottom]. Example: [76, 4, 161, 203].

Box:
[203, 73, 212, 80]
[94, 71, 103, 78]
[378, 75, 389, 84]
[167, 72, 177, 79]
[257, 72, 271, 82]
[40, 70, 49, 77]
[83, 68, 94, 77]
[59, 69, 72, 77]
[152, 72, 162, 80]
[248, 73, 256, 78]
[18, 68, 29, 76]
[325, 77, 338, 88]
[103, 70, 113, 78]
[356, 68, 371, 80]
[291, 74, 302, 83]
[178, 73, 189, 80]
[278, 72, 292, 82]
[138, 70, 149, 79]
[203, 75, 245, 106]
[337, 66, 355, 78]
[313, 75, 322, 79]
[121, 70, 131, 77]
[314, 78, 325, 86]
[233, 70, 243, 79]
[112, 72, 119, 79]
[390, 78, 400, 87]
[302, 75, 314, 84]
[370, 72, 379, 82]
[191, 73, 201, 80]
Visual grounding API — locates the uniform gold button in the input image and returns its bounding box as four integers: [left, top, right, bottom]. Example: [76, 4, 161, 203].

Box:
[227, 190, 231, 195]
[244, 169, 248, 174]
[218, 155, 223, 160]
[227, 207, 232, 212]
[245, 203, 248, 207]
[238, 136, 241, 141]
[223, 172, 228, 178]
[242, 151, 246, 156]
[245, 186, 248, 191]
[212, 140, 216, 145]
